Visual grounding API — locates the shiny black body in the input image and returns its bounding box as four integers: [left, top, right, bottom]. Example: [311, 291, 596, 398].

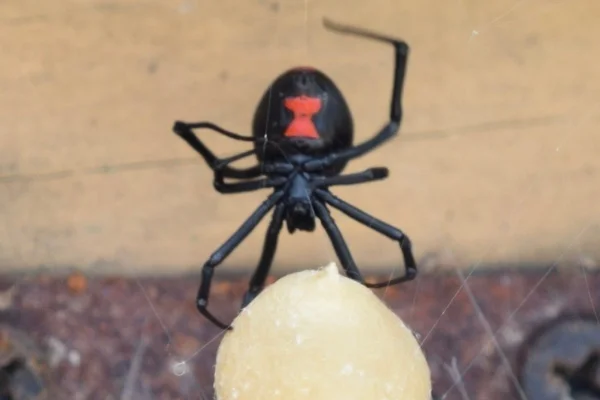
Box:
[251, 68, 354, 176]
[172, 18, 418, 331]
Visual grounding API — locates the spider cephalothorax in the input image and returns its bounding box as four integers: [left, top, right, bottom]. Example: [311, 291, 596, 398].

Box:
[172, 18, 416, 331]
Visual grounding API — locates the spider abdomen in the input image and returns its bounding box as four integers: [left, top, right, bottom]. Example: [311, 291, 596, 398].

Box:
[251, 67, 354, 176]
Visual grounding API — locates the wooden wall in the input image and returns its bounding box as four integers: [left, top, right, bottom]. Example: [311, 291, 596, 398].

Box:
[1, 0, 598, 275]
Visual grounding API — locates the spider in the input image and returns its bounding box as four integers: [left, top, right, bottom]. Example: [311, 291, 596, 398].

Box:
[172, 18, 417, 330]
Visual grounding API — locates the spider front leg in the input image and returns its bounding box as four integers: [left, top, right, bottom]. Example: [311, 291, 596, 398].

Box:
[196, 190, 284, 330]
[212, 160, 294, 194]
[212, 176, 288, 194]
[314, 189, 417, 288]
[173, 121, 263, 179]
[174, 121, 294, 194]
[311, 167, 388, 188]
[305, 20, 409, 172]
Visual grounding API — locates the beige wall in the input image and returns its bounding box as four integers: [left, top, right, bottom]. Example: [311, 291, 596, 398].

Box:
[1, 0, 599, 275]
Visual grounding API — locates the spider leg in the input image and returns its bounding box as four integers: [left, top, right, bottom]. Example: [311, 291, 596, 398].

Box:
[314, 189, 416, 288]
[311, 167, 388, 188]
[196, 190, 285, 330]
[240, 202, 286, 309]
[212, 156, 292, 194]
[173, 121, 263, 179]
[312, 199, 364, 283]
[305, 21, 409, 172]
[213, 176, 288, 194]
[179, 121, 257, 141]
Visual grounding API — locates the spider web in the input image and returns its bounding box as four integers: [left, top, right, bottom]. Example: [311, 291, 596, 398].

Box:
[0, 0, 598, 399]
[118, 1, 599, 398]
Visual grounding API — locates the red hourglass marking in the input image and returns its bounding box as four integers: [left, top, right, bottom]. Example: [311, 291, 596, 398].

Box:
[283, 96, 322, 139]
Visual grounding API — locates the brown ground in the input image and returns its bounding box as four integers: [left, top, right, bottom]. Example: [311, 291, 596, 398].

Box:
[1, 0, 599, 274]
[3, 269, 599, 399]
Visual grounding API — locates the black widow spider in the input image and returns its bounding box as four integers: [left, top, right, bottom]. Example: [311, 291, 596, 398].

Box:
[172, 18, 417, 330]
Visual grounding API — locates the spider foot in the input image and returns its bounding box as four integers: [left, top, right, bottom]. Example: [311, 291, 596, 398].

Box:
[173, 120, 186, 130]
[240, 289, 261, 310]
[197, 299, 233, 331]
[365, 266, 417, 289]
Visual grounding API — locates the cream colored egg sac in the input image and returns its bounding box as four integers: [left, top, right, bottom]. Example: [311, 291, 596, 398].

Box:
[214, 262, 431, 400]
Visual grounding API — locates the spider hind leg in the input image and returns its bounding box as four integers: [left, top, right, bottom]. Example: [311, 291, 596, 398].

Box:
[314, 188, 417, 288]
[312, 199, 365, 283]
[196, 191, 284, 330]
[240, 203, 286, 309]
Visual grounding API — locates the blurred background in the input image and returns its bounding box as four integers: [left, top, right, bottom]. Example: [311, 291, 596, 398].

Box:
[0, 0, 599, 399]
[2, 0, 599, 274]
